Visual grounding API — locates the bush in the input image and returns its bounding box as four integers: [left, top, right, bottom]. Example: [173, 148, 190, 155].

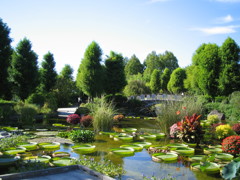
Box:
[14, 102, 39, 125]
[66, 114, 81, 125]
[57, 131, 70, 138]
[104, 94, 127, 107]
[75, 107, 90, 115]
[113, 114, 125, 122]
[211, 123, 225, 132]
[68, 130, 95, 143]
[80, 115, 93, 127]
[26, 92, 45, 106]
[215, 124, 236, 139]
[222, 135, 240, 155]
[207, 115, 220, 124]
[232, 123, 240, 134]
[0, 104, 14, 124]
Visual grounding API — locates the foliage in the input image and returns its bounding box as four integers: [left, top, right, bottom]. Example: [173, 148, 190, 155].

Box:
[75, 107, 90, 115]
[59, 64, 74, 80]
[10, 38, 39, 100]
[91, 96, 116, 132]
[66, 114, 81, 125]
[113, 114, 125, 122]
[105, 51, 126, 95]
[123, 79, 151, 97]
[80, 115, 93, 127]
[0, 135, 28, 151]
[124, 54, 143, 78]
[76, 41, 104, 99]
[68, 130, 95, 143]
[169, 123, 179, 138]
[221, 158, 240, 180]
[160, 68, 171, 93]
[76, 156, 125, 178]
[219, 37, 240, 96]
[104, 94, 127, 108]
[39, 52, 57, 92]
[14, 102, 39, 125]
[222, 135, 240, 155]
[159, 51, 179, 73]
[57, 131, 70, 138]
[25, 91, 45, 107]
[232, 123, 240, 134]
[211, 123, 225, 132]
[207, 115, 220, 125]
[167, 67, 186, 94]
[0, 18, 12, 99]
[215, 124, 236, 140]
[176, 113, 203, 145]
[150, 69, 161, 93]
[0, 104, 14, 124]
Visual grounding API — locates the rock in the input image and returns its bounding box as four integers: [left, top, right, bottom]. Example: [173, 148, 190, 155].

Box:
[208, 110, 225, 121]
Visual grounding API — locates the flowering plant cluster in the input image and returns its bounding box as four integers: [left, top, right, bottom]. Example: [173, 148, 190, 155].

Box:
[170, 123, 180, 138]
[113, 114, 125, 122]
[215, 124, 236, 139]
[222, 135, 240, 155]
[232, 123, 240, 135]
[211, 123, 225, 132]
[66, 114, 81, 125]
[80, 115, 93, 127]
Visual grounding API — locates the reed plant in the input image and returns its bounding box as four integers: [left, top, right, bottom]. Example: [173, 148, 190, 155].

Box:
[91, 96, 116, 133]
[156, 96, 203, 135]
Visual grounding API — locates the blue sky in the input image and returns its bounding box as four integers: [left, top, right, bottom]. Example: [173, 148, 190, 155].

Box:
[1, 0, 240, 77]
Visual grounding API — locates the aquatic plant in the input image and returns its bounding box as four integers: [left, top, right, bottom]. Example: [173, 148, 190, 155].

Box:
[68, 130, 95, 143]
[215, 124, 236, 139]
[66, 114, 81, 125]
[222, 135, 240, 155]
[0, 135, 28, 151]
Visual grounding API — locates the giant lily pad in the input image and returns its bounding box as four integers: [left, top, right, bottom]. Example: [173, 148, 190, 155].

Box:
[114, 134, 133, 141]
[167, 143, 188, 149]
[154, 133, 166, 139]
[0, 156, 19, 166]
[23, 155, 51, 163]
[38, 142, 60, 150]
[3, 147, 26, 155]
[72, 144, 96, 154]
[52, 151, 70, 157]
[204, 148, 222, 154]
[17, 142, 38, 151]
[215, 153, 234, 161]
[52, 123, 68, 128]
[190, 162, 220, 174]
[110, 147, 134, 156]
[139, 135, 157, 140]
[188, 155, 206, 162]
[133, 142, 152, 148]
[152, 152, 178, 162]
[173, 147, 195, 155]
[122, 128, 137, 133]
[120, 144, 143, 151]
[51, 157, 75, 166]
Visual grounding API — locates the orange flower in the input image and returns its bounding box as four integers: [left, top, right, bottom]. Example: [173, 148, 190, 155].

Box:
[176, 110, 181, 115]
[182, 106, 186, 110]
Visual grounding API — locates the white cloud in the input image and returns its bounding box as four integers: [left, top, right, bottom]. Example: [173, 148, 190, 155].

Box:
[213, 0, 240, 2]
[215, 15, 234, 24]
[191, 25, 240, 35]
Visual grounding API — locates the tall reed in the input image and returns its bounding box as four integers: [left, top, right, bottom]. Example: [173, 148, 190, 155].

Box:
[156, 96, 203, 135]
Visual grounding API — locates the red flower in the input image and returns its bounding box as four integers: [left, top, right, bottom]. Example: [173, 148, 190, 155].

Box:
[182, 106, 187, 110]
[176, 110, 181, 115]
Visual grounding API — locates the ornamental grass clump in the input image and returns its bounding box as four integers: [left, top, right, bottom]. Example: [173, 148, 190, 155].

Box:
[222, 135, 240, 155]
[215, 124, 236, 140]
[66, 114, 81, 125]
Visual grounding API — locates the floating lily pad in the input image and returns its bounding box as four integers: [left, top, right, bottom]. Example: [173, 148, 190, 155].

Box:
[38, 142, 60, 149]
[52, 123, 68, 128]
[215, 153, 234, 161]
[3, 147, 26, 155]
[190, 162, 220, 174]
[152, 152, 178, 162]
[52, 151, 70, 157]
[167, 143, 188, 149]
[139, 135, 157, 140]
[148, 145, 168, 152]
[1, 126, 18, 131]
[204, 148, 222, 154]
[0, 156, 19, 166]
[114, 134, 133, 141]
[72, 144, 96, 154]
[134, 142, 152, 148]
[173, 147, 195, 155]
[23, 155, 51, 163]
[51, 157, 75, 166]
[110, 147, 134, 156]
[187, 155, 205, 162]
[17, 142, 38, 150]
[120, 144, 143, 151]
[154, 133, 166, 139]
[122, 128, 137, 133]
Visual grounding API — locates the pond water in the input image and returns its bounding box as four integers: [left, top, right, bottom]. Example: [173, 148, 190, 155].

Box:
[44, 118, 223, 180]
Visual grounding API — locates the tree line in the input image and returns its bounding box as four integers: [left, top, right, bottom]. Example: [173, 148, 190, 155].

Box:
[1, 18, 240, 106]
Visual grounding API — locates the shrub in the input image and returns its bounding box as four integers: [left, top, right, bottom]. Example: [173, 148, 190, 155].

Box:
[211, 123, 225, 132]
[222, 135, 240, 155]
[66, 114, 81, 125]
[104, 94, 127, 107]
[0, 104, 14, 124]
[80, 115, 93, 127]
[207, 115, 220, 124]
[215, 124, 236, 139]
[57, 131, 70, 138]
[113, 114, 125, 122]
[68, 130, 95, 143]
[26, 92, 45, 106]
[169, 123, 179, 138]
[232, 123, 240, 134]
[75, 107, 90, 115]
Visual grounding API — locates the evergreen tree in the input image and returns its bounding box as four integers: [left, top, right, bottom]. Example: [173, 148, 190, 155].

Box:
[167, 68, 186, 94]
[124, 54, 143, 78]
[59, 64, 74, 80]
[150, 69, 161, 93]
[105, 51, 126, 95]
[0, 18, 12, 99]
[219, 37, 240, 96]
[76, 41, 103, 99]
[159, 51, 179, 73]
[10, 38, 39, 100]
[40, 52, 57, 92]
[124, 80, 150, 96]
[160, 68, 171, 93]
